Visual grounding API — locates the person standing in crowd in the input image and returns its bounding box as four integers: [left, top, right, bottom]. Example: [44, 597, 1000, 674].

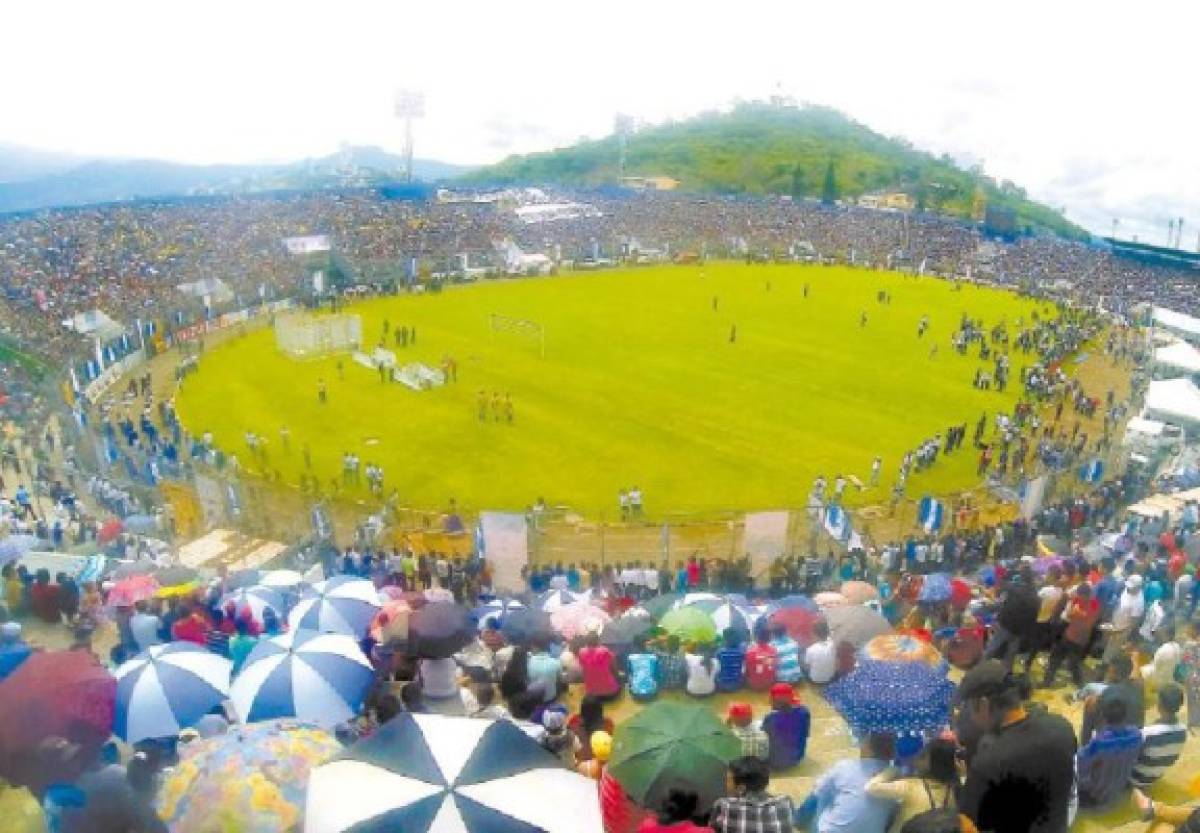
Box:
[801, 733, 895, 833]
[1100, 575, 1145, 677]
[865, 737, 960, 833]
[710, 756, 796, 833]
[1042, 582, 1099, 689]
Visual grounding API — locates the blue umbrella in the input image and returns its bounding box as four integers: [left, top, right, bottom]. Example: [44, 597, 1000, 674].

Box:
[472, 598, 525, 629]
[230, 630, 373, 727]
[826, 659, 956, 738]
[499, 608, 555, 646]
[114, 642, 231, 744]
[918, 573, 953, 606]
[289, 576, 381, 636]
[222, 586, 285, 624]
[0, 534, 40, 566]
[535, 589, 585, 611]
[122, 514, 159, 535]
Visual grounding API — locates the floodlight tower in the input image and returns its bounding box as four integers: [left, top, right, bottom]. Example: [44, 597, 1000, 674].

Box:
[614, 114, 635, 181]
[394, 90, 426, 183]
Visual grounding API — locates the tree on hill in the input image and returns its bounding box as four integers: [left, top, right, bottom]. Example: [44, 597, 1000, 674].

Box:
[790, 164, 807, 198]
[821, 159, 838, 205]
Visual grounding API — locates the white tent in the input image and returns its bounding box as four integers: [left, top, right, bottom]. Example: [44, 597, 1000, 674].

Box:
[1154, 340, 1200, 374]
[177, 277, 233, 303]
[1154, 307, 1200, 342]
[1144, 377, 1200, 427]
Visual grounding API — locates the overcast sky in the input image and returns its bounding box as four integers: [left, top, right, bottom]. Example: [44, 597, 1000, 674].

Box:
[4, 0, 1197, 241]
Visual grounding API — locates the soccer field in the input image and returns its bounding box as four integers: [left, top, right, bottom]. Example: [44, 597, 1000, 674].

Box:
[175, 264, 1058, 518]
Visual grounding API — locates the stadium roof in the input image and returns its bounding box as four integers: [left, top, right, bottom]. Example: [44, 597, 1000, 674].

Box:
[1144, 377, 1200, 425]
[1154, 340, 1200, 373]
[1104, 237, 1200, 270]
[1154, 307, 1200, 340]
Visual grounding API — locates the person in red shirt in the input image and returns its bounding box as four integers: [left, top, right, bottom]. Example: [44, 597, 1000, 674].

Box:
[1043, 583, 1100, 688]
[1168, 550, 1186, 583]
[637, 789, 713, 833]
[171, 603, 210, 645]
[744, 631, 778, 692]
[686, 556, 700, 589]
[578, 632, 621, 700]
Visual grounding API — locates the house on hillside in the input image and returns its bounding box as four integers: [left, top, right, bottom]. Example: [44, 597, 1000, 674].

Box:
[858, 191, 914, 211]
[620, 175, 680, 191]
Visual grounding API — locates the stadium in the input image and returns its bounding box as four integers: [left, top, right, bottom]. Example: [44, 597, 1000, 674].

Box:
[3, 25, 1200, 833]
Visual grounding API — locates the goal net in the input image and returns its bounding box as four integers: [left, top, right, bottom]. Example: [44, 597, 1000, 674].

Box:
[275, 313, 362, 359]
[489, 314, 545, 357]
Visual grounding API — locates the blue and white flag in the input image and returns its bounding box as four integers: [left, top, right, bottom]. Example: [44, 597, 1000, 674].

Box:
[918, 496, 944, 533]
[823, 503, 852, 543]
[1079, 458, 1104, 483]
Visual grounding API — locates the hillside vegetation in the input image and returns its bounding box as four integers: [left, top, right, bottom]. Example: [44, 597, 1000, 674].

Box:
[465, 103, 1084, 238]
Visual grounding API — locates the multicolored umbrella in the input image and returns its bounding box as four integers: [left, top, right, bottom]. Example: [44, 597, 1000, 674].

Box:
[408, 602, 476, 659]
[230, 631, 373, 727]
[601, 616, 657, 653]
[107, 574, 160, 607]
[114, 642, 231, 744]
[825, 605, 891, 647]
[304, 713, 604, 833]
[659, 606, 718, 645]
[826, 659, 956, 737]
[608, 701, 741, 811]
[550, 601, 611, 640]
[918, 573, 953, 606]
[862, 634, 944, 667]
[773, 594, 818, 611]
[157, 719, 340, 833]
[672, 592, 724, 608]
[290, 576, 381, 636]
[0, 651, 115, 790]
[222, 586, 285, 625]
[684, 598, 758, 635]
[259, 569, 306, 589]
[840, 580, 879, 605]
[499, 608, 555, 646]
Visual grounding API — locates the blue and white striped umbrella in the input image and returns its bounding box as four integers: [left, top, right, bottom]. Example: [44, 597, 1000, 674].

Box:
[669, 592, 724, 609]
[683, 597, 759, 635]
[289, 576, 381, 636]
[221, 585, 285, 624]
[472, 598, 525, 629]
[114, 642, 231, 744]
[535, 589, 587, 611]
[230, 630, 374, 727]
[0, 534, 40, 566]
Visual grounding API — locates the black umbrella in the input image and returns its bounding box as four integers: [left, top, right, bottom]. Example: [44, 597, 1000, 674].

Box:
[409, 602, 476, 658]
[153, 566, 199, 587]
[601, 616, 656, 653]
[500, 608, 555, 646]
[111, 561, 156, 580]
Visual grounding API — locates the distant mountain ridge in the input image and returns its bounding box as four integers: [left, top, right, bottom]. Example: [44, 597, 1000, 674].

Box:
[463, 103, 1085, 239]
[0, 145, 470, 213]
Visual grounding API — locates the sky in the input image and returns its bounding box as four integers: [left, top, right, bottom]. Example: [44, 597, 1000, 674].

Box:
[3, 0, 1198, 241]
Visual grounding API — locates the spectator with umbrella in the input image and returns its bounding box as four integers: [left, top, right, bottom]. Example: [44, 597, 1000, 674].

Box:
[113, 642, 231, 745]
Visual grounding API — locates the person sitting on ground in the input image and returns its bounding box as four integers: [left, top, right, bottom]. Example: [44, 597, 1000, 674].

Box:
[770, 622, 803, 684]
[639, 788, 714, 833]
[527, 638, 564, 704]
[170, 603, 208, 645]
[715, 628, 747, 693]
[578, 631, 621, 700]
[466, 676, 510, 720]
[710, 755, 797, 833]
[1131, 683, 1188, 789]
[801, 733, 895, 833]
[655, 635, 688, 691]
[744, 627, 778, 692]
[400, 680, 428, 714]
[569, 694, 615, 762]
[762, 682, 811, 771]
[627, 634, 661, 701]
[866, 737, 960, 833]
[685, 645, 718, 698]
[726, 702, 769, 761]
[1082, 653, 1145, 743]
[540, 710, 580, 767]
[1132, 789, 1200, 833]
[1076, 695, 1142, 809]
[499, 646, 532, 702]
[418, 654, 461, 700]
[805, 620, 837, 685]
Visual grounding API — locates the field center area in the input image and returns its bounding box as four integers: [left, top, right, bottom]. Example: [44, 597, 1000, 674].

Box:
[175, 264, 1054, 517]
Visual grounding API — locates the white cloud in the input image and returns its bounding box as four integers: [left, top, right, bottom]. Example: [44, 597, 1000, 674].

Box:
[3, 0, 1198, 236]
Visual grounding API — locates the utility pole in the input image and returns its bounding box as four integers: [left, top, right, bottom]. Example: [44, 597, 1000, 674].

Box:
[614, 114, 634, 182]
[394, 90, 426, 184]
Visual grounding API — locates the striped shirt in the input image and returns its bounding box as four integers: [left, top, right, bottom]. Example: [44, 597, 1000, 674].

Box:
[772, 636, 803, 683]
[1131, 721, 1187, 787]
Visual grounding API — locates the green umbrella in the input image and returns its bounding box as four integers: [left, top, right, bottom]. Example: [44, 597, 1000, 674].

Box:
[630, 592, 682, 621]
[659, 606, 717, 644]
[608, 701, 741, 811]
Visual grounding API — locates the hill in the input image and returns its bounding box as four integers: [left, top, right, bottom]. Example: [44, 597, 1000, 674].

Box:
[0, 145, 470, 214]
[463, 103, 1085, 239]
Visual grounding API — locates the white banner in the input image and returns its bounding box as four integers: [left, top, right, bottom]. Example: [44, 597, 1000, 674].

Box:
[479, 511, 528, 594]
[744, 510, 790, 588]
[83, 350, 146, 403]
[284, 235, 332, 255]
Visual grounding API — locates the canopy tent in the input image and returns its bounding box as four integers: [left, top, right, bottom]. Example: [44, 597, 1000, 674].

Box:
[1154, 340, 1200, 374]
[1144, 378, 1200, 428]
[177, 277, 234, 303]
[1154, 307, 1200, 343]
[1127, 486, 1200, 522]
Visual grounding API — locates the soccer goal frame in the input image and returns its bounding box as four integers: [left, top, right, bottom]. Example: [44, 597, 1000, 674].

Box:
[489, 314, 545, 358]
[275, 313, 362, 359]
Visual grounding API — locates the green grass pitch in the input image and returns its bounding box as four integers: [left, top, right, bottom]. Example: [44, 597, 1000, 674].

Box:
[175, 264, 1054, 518]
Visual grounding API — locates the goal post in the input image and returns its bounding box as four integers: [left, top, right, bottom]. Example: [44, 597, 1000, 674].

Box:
[275, 313, 362, 359]
[489, 314, 545, 358]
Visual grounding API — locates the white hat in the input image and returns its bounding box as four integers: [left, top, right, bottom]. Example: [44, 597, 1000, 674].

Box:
[1125, 574, 1143, 590]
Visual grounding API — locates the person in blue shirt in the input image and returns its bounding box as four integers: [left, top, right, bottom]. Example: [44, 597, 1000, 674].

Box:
[626, 635, 660, 701]
[715, 627, 747, 692]
[762, 682, 811, 771]
[675, 562, 689, 594]
[566, 564, 581, 591]
[800, 733, 896, 833]
[1076, 695, 1142, 809]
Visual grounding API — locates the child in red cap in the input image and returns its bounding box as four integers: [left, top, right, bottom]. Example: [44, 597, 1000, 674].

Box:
[725, 701, 769, 760]
[762, 683, 810, 770]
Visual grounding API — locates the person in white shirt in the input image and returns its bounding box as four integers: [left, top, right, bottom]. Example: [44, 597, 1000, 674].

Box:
[419, 657, 460, 700]
[805, 620, 837, 684]
[1139, 598, 1165, 644]
[685, 649, 718, 697]
[1102, 575, 1145, 667]
[1141, 627, 1181, 687]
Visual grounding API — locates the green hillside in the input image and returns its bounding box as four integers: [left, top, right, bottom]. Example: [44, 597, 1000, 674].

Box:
[464, 103, 1085, 239]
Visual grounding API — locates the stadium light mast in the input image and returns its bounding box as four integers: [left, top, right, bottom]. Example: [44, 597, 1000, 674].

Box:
[394, 90, 426, 184]
[614, 114, 634, 182]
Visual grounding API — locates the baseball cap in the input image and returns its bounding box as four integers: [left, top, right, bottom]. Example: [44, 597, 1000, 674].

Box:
[769, 682, 798, 704]
[727, 702, 753, 722]
[958, 659, 1013, 702]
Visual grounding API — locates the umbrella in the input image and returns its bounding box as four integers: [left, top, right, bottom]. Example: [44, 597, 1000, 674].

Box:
[949, 578, 973, 610]
[260, 569, 306, 589]
[230, 631, 373, 727]
[0, 651, 115, 789]
[826, 659, 956, 737]
[409, 602, 476, 659]
[626, 592, 681, 621]
[158, 719, 340, 833]
[499, 608, 555, 646]
[814, 591, 848, 609]
[608, 701, 741, 811]
[918, 573, 953, 606]
[472, 598, 526, 629]
[424, 586, 455, 603]
[767, 606, 822, 646]
[840, 580, 879, 605]
[773, 594, 818, 611]
[672, 592, 723, 608]
[659, 606, 718, 645]
[536, 589, 584, 611]
[0, 534, 39, 566]
[114, 642, 232, 744]
[156, 582, 199, 600]
[368, 600, 413, 645]
[862, 634, 944, 667]
[550, 601, 611, 640]
[304, 712, 604, 833]
[111, 560, 157, 579]
[107, 574, 160, 607]
[825, 605, 891, 647]
[122, 514, 159, 534]
[98, 518, 123, 544]
[222, 586, 285, 624]
[600, 616, 656, 653]
[290, 576, 382, 636]
[685, 598, 758, 635]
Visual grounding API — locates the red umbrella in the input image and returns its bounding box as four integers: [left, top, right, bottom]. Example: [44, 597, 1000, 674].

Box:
[107, 575, 160, 607]
[97, 518, 124, 544]
[0, 651, 116, 791]
[768, 607, 821, 647]
[949, 578, 973, 610]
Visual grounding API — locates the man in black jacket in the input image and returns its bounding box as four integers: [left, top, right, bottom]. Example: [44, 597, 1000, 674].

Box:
[984, 567, 1040, 670]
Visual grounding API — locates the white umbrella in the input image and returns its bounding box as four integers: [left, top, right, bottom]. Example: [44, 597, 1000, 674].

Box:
[114, 642, 231, 744]
[289, 576, 381, 636]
